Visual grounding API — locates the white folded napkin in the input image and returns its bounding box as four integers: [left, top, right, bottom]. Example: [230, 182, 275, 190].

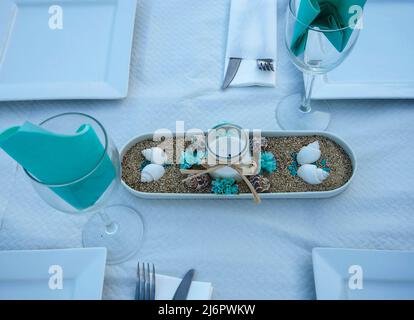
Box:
[155, 274, 213, 300]
[224, 0, 277, 87]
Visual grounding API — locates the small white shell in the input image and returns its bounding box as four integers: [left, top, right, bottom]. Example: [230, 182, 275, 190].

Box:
[142, 147, 168, 165]
[141, 164, 165, 182]
[297, 141, 321, 165]
[297, 164, 329, 185]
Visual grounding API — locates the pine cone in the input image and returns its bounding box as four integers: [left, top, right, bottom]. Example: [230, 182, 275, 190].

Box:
[248, 175, 270, 193]
[185, 174, 211, 191]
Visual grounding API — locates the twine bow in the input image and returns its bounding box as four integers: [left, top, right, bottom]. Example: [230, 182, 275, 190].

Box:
[181, 164, 261, 204]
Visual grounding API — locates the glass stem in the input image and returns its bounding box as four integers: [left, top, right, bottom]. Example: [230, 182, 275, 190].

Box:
[0, 165, 18, 231]
[98, 210, 118, 235]
[300, 75, 316, 113]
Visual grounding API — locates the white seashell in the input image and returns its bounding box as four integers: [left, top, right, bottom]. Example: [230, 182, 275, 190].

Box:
[142, 147, 168, 165]
[297, 164, 329, 185]
[141, 164, 165, 182]
[297, 141, 321, 165]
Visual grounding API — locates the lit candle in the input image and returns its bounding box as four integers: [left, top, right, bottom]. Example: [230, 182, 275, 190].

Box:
[207, 124, 251, 180]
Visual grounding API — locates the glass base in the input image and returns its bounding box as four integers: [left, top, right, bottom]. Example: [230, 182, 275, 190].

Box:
[276, 93, 331, 131]
[82, 205, 144, 265]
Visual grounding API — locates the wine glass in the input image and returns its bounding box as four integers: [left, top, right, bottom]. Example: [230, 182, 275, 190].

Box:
[23, 112, 144, 265]
[276, 0, 363, 130]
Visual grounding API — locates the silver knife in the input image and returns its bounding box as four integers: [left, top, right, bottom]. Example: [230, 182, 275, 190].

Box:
[172, 269, 195, 300]
[222, 58, 242, 89]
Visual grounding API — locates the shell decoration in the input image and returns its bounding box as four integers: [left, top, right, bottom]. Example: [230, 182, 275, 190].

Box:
[142, 147, 168, 165]
[185, 174, 211, 191]
[260, 151, 277, 174]
[297, 141, 321, 165]
[211, 178, 239, 195]
[141, 164, 165, 183]
[250, 136, 268, 154]
[248, 175, 270, 193]
[297, 164, 329, 185]
[288, 152, 331, 177]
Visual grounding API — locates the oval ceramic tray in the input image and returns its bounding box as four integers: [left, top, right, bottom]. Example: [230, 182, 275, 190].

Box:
[120, 131, 357, 200]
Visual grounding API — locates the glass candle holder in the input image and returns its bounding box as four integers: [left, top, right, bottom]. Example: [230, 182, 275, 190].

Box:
[207, 123, 257, 179]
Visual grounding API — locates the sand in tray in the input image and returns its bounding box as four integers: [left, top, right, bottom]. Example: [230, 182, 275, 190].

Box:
[121, 136, 353, 194]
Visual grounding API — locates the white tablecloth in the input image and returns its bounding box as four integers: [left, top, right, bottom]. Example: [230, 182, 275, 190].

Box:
[1, 0, 414, 299]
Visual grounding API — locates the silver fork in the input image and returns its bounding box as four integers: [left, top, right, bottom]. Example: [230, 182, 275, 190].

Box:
[257, 59, 275, 72]
[135, 262, 156, 300]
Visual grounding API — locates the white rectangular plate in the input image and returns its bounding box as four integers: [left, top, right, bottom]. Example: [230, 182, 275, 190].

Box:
[313, 248, 414, 300]
[0, 248, 107, 300]
[310, 0, 414, 99]
[0, 0, 137, 101]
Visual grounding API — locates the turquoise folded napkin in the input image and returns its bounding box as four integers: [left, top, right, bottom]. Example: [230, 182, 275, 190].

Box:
[0, 122, 115, 210]
[291, 0, 366, 56]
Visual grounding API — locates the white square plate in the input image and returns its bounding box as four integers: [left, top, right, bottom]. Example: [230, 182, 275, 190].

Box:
[313, 248, 414, 300]
[310, 0, 414, 99]
[0, 0, 137, 101]
[0, 248, 107, 300]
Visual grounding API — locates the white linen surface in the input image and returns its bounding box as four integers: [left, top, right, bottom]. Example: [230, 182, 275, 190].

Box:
[224, 0, 277, 86]
[1, 0, 414, 300]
